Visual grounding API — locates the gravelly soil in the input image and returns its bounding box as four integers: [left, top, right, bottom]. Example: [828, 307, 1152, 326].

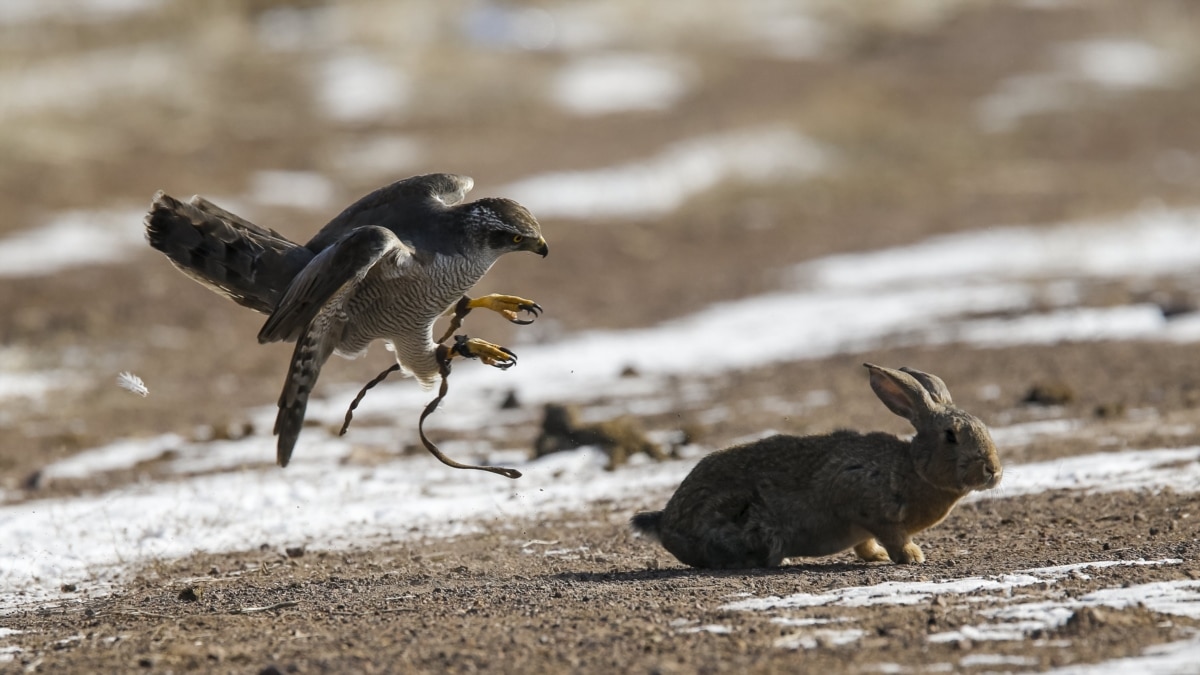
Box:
[4, 487, 1200, 674]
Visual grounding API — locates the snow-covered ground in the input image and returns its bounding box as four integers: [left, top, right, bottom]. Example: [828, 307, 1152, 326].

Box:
[4, 205, 1200, 660]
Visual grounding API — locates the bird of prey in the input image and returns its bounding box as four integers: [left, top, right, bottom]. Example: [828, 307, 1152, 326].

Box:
[145, 173, 548, 466]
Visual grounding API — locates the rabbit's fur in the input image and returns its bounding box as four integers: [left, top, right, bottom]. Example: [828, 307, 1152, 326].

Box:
[631, 364, 1001, 569]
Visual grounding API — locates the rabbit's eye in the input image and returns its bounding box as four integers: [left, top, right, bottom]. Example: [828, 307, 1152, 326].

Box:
[944, 429, 958, 444]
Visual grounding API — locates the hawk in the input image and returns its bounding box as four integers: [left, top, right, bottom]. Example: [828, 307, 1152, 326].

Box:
[145, 173, 548, 466]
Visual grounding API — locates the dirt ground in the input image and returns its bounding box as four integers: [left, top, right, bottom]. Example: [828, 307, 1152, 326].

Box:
[3, 0, 1200, 672]
[3, 486, 1199, 673]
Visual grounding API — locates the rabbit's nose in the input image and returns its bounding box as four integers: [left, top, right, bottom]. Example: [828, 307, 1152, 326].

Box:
[982, 463, 1003, 489]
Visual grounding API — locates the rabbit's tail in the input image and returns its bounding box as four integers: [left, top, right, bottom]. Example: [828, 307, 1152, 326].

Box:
[630, 511, 664, 541]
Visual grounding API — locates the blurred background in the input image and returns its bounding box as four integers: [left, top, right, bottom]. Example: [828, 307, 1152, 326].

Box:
[2, 0, 1200, 488]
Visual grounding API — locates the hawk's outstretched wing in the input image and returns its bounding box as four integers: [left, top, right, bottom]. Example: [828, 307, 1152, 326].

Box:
[266, 226, 413, 466]
[259, 226, 406, 344]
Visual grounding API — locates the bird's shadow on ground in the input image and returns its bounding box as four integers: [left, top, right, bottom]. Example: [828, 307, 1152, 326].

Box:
[550, 561, 873, 584]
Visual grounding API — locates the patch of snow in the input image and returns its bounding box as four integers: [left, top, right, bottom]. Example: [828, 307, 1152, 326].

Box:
[247, 171, 336, 211]
[685, 624, 734, 635]
[0, 645, 20, 662]
[929, 620, 1060, 643]
[499, 127, 829, 219]
[800, 211, 1200, 291]
[550, 53, 692, 115]
[0, 627, 21, 638]
[0, 209, 145, 277]
[0, 445, 695, 610]
[0, 46, 180, 117]
[938, 577, 1200, 644]
[984, 447, 1200, 499]
[771, 617, 841, 627]
[989, 419, 1083, 447]
[744, 9, 830, 61]
[724, 559, 1182, 613]
[40, 435, 185, 480]
[724, 574, 1046, 612]
[1067, 39, 1172, 90]
[0, 372, 71, 401]
[976, 38, 1173, 132]
[315, 50, 409, 123]
[775, 627, 864, 650]
[1047, 634, 1200, 675]
[0, 0, 165, 25]
[1021, 559, 1185, 578]
[331, 135, 424, 179]
[15, 207, 1200, 609]
[960, 654, 1039, 667]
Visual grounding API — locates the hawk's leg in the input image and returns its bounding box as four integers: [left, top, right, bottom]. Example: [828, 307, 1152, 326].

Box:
[436, 294, 542, 343]
[444, 334, 518, 370]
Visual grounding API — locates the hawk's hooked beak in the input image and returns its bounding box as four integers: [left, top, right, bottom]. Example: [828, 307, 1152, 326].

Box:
[530, 237, 549, 258]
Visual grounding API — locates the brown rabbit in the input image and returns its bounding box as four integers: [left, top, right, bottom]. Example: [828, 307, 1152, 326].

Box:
[631, 364, 1002, 569]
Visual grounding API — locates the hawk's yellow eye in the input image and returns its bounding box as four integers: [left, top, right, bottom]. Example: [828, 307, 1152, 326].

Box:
[512, 235, 524, 244]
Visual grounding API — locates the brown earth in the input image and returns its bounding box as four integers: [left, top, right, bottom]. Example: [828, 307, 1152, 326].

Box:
[4, 488, 1199, 674]
[3, 0, 1200, 672]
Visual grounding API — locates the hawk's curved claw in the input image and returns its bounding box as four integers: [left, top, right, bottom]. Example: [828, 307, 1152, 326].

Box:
[469, 294, 543, 326]
[506, 301, 542, 325]
[452, 335, 518, 370]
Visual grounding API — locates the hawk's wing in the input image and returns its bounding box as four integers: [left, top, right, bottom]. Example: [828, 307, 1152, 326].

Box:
[303, 173, 474, 256]
[258, 226, 405, 344]
[268, 225, 417, 466]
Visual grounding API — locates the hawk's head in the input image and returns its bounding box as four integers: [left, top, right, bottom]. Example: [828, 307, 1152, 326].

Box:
[463, 198, 549, 258]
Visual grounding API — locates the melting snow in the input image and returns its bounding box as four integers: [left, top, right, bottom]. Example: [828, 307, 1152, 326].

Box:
[550, 53, 692, 115]
[315, 50, 409, 123]
[1047, 635, 1200, 675]
[247, 171, 336, 211]
[0, 46, 181, 117]
[0, 0, 165, 26]
[499, 127, 829, 219]
[0, 209, 146, 277]
[775, 627, 865, 650]
[976, 37, 1174, 131]
[8, 207, 1200, 616]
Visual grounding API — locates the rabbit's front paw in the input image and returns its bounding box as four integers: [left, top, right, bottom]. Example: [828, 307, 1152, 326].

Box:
[887, 541, 925, 564]
[854, 539, 892, 563]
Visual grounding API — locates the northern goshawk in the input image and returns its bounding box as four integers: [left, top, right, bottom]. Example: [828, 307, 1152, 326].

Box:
[145, 173, 548, 466]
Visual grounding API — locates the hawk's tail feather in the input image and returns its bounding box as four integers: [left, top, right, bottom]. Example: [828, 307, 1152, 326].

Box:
[274, 329, 335, 467]
[145, 191, 312, 315]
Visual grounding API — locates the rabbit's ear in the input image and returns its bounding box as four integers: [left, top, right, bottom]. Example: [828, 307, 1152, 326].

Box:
[864, 363, 935, 424]
[899, 367, 953, 406]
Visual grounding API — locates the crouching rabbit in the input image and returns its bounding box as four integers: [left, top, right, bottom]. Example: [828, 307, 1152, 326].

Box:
[631, 364, 1001, 569]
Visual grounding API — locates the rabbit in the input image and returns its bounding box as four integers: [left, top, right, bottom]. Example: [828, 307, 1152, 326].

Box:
[631, 363, 1001, 569]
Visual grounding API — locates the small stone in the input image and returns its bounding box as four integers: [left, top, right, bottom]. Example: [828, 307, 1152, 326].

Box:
[61, 583, 77, 593]
[1023, 381, 1074, 406]
[498, 389, 521, 409]
[286, 546, 306, 559]
[178, 586, 201, 602]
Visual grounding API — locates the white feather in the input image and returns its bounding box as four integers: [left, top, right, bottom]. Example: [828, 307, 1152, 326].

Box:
[116, 371, 148, 397]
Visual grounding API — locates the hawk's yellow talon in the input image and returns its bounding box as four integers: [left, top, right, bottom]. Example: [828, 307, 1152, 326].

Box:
[468, 294, 542, 325]
[449, 335, 517, 370]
